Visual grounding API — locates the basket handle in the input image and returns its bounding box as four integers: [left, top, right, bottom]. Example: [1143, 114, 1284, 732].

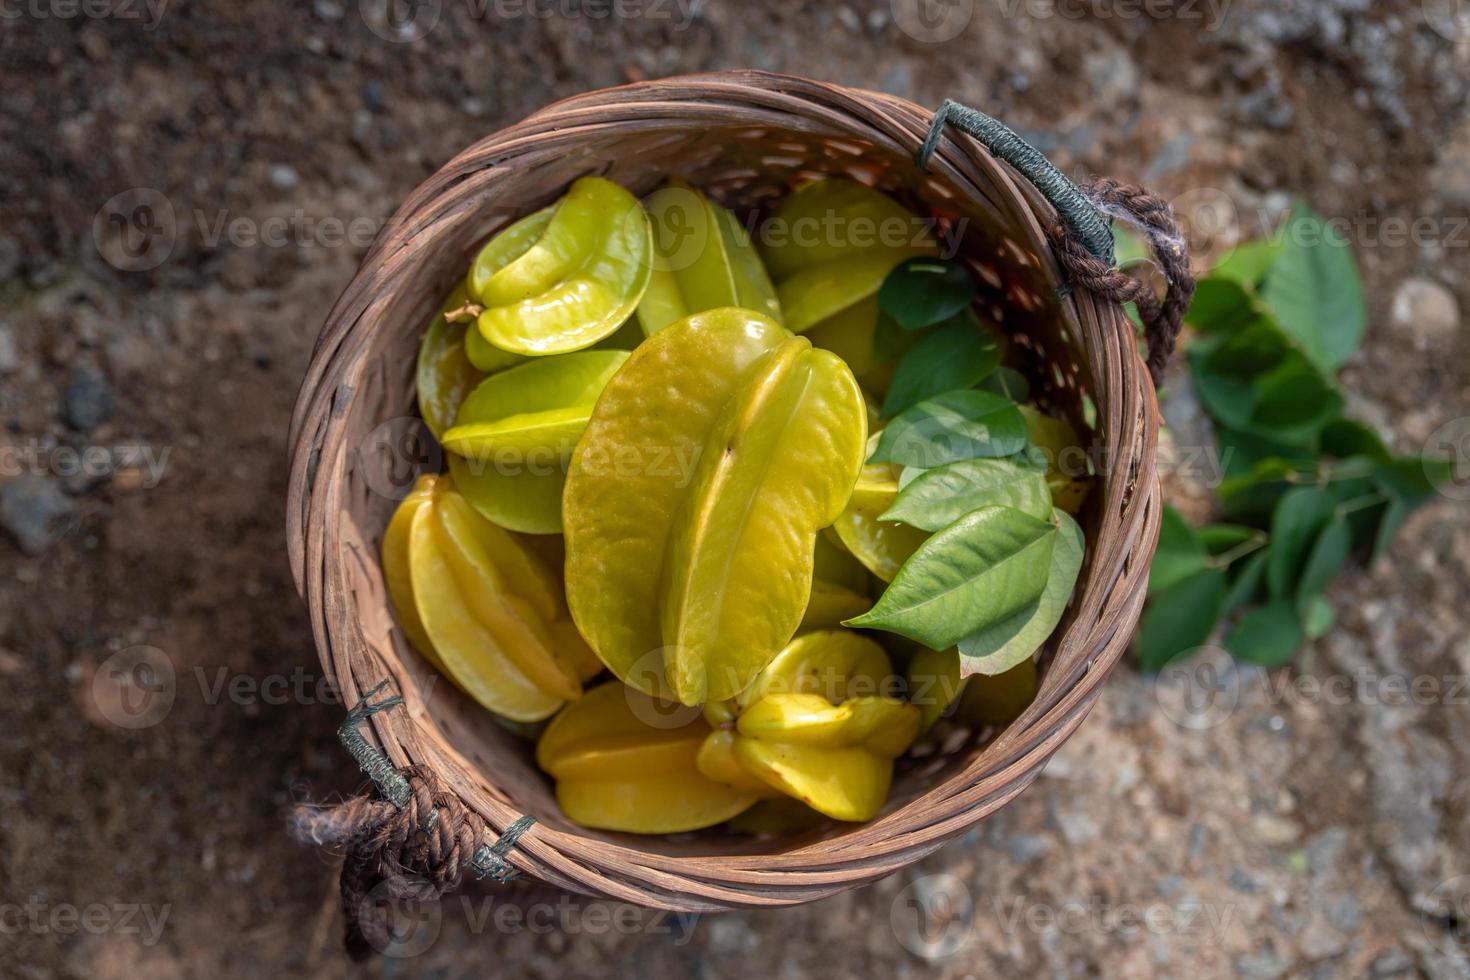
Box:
[291, 680, 534, 960]
[918, 100, 1196, 386]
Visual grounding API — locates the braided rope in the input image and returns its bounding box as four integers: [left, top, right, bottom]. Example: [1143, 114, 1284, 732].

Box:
[1048, 178, 1196, 386]
[290, 682, 534, 959]
[920, 103, 1195, 387]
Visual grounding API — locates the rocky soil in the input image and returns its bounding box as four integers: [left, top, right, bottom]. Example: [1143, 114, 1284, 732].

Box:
[0, 1, 1467, 977]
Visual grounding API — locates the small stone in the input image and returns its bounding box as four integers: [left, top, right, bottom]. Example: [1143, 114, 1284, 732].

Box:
[1145, 133, 1197, 182]
[0, 475, 76, 555]
[1434, 123, 1470, 206]
[1227, 868, 1257, 893]
[361, 80, 384, 113]
[1236, 948, 1289, 980]
[1390, 278, 1459, 350]
[62, 365, 116, 432]
[267, 164, 299, 190]
[1369, 949, 1413, 977]
[1084, 49, 1139, 103]
[0, 326, 17, 375]
[0, 234, 21, 283]
[1305, 827, 1349, 877]
[998, 832, 1051, 864]
[1252, 813, 1302, 846]
[312, 0, 343, 19]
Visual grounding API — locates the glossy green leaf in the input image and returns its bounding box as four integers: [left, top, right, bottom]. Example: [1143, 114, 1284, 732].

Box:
[877, 257, 977, 329]
[1295, 517, 1351, 611]
[870, 389, 1028, 469]
[978, 366, 1031, 402]
[1199, 523, 1265, 557]
[564, 309, 867, 705]
[879, 315, 999, 418]
[471, 176, 653, 355]
[1210, 238, 1285, 287]
[1225, 600, 1303, 666]
[637, 182, 781, 335]
[1318, 417, 1390, 461]
[1265, 486, 1335, 600]
[957, 511, 1084, 676]
[1371, 495, 1409, 563]
[1186, 276, 1259, 333]
[1259, 203, 1366, 372]
[883, 457, 1051, 532]
[1149, 505, 1209, 594]
[1303, 595, 1335, 639]
[846, 506, 1057, 651]
[1137, 568, 1226, 673]
[1223, 550, 1268, 614]
[1248, 357, 1343, 444]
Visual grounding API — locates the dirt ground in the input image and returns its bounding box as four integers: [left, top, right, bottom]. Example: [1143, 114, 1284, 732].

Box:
[1, 1, 1468, 977]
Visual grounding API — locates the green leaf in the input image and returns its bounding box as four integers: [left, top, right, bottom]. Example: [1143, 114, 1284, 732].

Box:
[872, 308, 924, 363]
[1199, 523, 1263, 557]
[883, 457, 1052, 532]
[1211, 238, 1285, 287]
[1247, 357, 1343, 445]
[1137, 568, 1227, 672]
[1303, 596, 1335, 639]
[846, 505, 1057, 650]
[870, 389, 1028, 468]
[877, 258, 978, 329]
[1295, 517, 1351, 611]
[881, 317, 1000, 418]
[958, 511, 1085, 676]
[1318, 417, 1390, 462]
[1258, 204, 1367, 372]
[977, 365, 1031, 402]
[1149, 505, 1209, 594]
[1186, 277, 1260, 333]
[1223, 551, 1268, 613]
[1266, 486, 1335, 600]
[1371, 495, 1409, 563]
[1225, 601, 1303, 666]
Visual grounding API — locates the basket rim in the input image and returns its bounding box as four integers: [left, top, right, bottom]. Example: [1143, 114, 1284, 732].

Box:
[286, 70, 1163, 911]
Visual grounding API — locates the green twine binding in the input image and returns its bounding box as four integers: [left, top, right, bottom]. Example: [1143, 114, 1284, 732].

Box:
[917, 99, 1116, 266]
[338, 678, 534, 882]
[339, 679, 411, 808]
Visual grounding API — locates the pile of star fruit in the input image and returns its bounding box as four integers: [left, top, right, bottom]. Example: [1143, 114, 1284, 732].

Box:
[384, 175, 1091, 834]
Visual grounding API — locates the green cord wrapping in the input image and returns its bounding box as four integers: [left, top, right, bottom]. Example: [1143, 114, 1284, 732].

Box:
[337, 678, 534, 881]
[917, 99, 1117, 266]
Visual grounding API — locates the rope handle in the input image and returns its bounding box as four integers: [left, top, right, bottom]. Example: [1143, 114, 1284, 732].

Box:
[291, 680, 535, 959]
[918, 99, 1196, 385]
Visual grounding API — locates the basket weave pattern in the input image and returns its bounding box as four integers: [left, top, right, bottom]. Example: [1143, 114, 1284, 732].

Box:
[287, 71, 1163, 911]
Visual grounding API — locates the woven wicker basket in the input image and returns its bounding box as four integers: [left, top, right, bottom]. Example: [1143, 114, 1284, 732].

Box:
[287, 71, 1180, 917]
